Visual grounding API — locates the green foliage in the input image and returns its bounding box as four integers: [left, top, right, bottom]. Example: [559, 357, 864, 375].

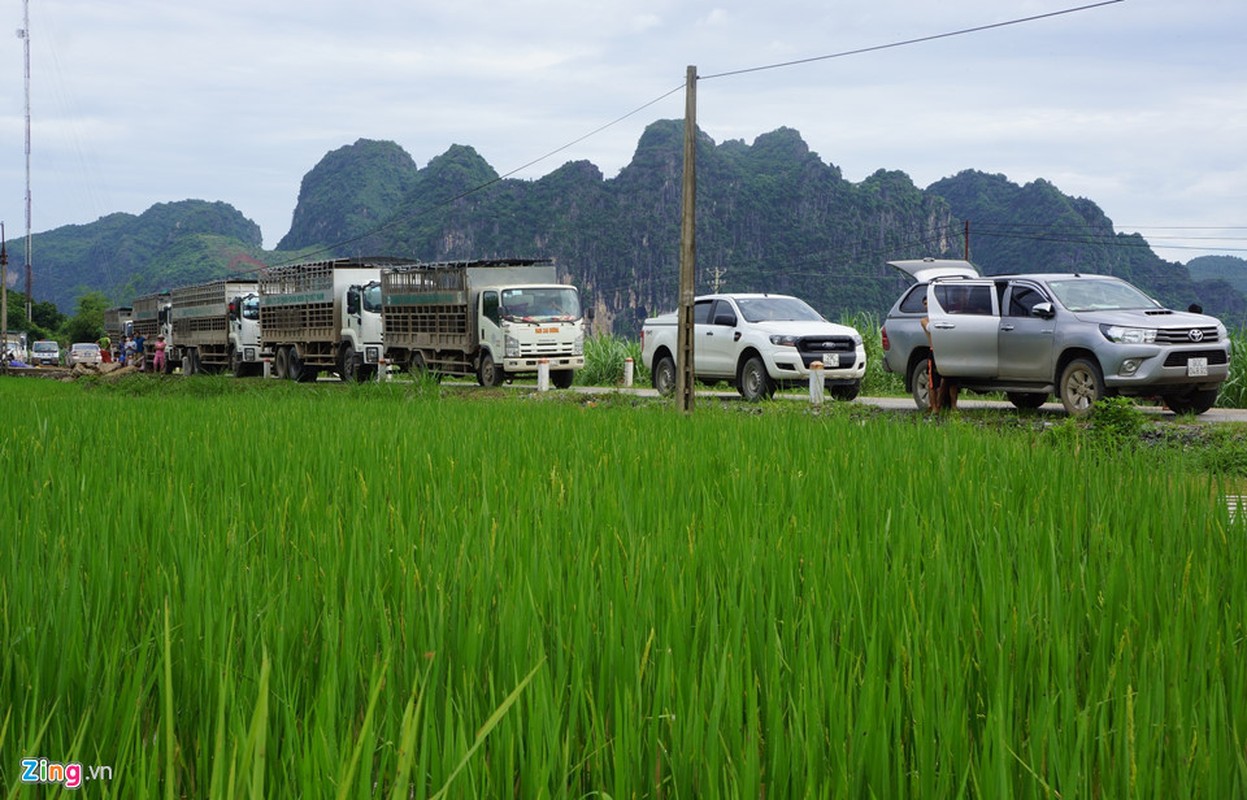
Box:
[61, 289, 109, 343]
[579, 333, 647, 386]
[3, 379, 1245, 797]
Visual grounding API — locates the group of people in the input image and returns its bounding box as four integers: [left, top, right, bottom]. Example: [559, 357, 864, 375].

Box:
[95, 332, 167, 371]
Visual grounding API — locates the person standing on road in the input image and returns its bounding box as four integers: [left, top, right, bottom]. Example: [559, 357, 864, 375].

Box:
[152, 334, 167, 373]
[921, 296, 958, 412]
[133, 333, 146, 371]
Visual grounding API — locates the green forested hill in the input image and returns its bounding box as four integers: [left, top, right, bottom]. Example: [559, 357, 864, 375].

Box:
[23, 123, 1247, 330]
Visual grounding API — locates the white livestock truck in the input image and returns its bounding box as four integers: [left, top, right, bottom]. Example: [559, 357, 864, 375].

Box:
[170, 279, 266, 376]
[380, 258, 585, 388]
[258, 258, 391, 382]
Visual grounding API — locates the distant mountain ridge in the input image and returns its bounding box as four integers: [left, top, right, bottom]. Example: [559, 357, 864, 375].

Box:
[23, 123, 1247, 330]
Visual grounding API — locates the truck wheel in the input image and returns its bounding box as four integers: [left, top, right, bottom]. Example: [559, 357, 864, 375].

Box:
[1059, 357, 1104, 416]
[652, 354, 676, 396]
[230, 347, 247, 378]
[908, 357, 931, 411]
[478, 352, 505, 387]
[274, 347, 289, 380]
[738, 355, 775, 401]
[551, 369, 575, 389]
[1163, 387, 1219, 415]
[1006, 391, 1047, 410]
[339, 344, 365, 383]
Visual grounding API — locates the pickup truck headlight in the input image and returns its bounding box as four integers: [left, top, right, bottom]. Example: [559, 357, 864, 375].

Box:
[1100, 324, 1156, 344]
[769, 334, 800, 347]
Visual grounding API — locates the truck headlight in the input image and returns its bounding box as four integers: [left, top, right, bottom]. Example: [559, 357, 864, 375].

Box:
[1100, 324, 1156, 344]
[769, 334, 800, 347]
[505, 335, 520, 358]
[573, 330, 584, 356]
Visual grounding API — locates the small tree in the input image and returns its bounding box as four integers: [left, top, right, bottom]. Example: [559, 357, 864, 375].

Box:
[62, 291, 109, 344]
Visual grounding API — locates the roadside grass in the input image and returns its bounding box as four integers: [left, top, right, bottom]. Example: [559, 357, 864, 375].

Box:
[3, 377, 1245, 797]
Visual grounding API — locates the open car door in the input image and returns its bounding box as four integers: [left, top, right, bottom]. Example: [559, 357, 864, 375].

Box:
[887, 258, 980, 283]
[925, 280, 1000, 378]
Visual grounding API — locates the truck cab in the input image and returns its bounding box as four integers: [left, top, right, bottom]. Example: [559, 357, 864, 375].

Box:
[340, 280, 385, 380]
[477, 284, 585, 388]
[227, 291, 266, 373]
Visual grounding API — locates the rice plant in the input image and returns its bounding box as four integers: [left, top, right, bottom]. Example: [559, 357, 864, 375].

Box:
[1, 377, 1244, 798]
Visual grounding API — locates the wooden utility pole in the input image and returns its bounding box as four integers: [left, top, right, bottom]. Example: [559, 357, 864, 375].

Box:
[676, 65, 698, 412]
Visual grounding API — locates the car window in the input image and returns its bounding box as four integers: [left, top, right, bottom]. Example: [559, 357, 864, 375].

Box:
[692, 299, 714, 324]
[934, 284, 995, 315]
[1006, 284, 1048, 317]
[898, 284, 927, 314]
[709, 300, 737, 326]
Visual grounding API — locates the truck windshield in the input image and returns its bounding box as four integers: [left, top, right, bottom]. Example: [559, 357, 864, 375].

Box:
[735, 296, 825, 323]
[241, 296, 260, 321]
[500, 287, 581, 322]
[1046, 278, 1162, 312]
[363, 282, 383, 314]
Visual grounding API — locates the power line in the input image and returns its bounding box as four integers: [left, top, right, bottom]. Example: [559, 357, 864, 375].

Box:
[700, 1, 1124, 81]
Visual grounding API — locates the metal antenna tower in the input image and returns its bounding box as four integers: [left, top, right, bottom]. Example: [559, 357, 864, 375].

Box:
[17, 0, 31, 321]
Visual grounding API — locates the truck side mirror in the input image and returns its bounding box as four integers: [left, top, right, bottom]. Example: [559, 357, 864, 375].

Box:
[1031, 302, 1055, 320]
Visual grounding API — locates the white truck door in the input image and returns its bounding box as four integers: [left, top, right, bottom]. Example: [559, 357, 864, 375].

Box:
[926, 281, 1000, 378]
[697, 299, 739, 378]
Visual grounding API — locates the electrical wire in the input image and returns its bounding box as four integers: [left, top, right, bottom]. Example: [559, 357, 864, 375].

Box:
[699, 0, 1124, 81]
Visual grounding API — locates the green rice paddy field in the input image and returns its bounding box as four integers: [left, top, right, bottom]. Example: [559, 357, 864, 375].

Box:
[1, 376, 1245, 798]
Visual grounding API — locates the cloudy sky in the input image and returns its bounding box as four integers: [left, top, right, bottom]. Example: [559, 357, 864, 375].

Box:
[1, 0, 1243, 268]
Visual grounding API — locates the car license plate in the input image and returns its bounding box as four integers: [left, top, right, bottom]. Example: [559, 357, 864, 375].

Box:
[822, 354, 840, 368]
[1187, 357, 1208, 377]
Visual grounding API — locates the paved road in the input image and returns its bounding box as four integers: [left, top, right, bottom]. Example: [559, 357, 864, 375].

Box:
[577, 385, 1247, 423]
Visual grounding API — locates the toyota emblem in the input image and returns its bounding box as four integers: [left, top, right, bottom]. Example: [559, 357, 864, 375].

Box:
[1189, 329, 1205, 342]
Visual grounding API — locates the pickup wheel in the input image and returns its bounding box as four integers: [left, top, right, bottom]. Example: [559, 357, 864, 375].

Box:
[829, 382, 860, 401]
[1163, 387, 1219, 415]
[908, 357, 931, 411]
[652, 354, 676, 397]
[738, 355, 775, 401]
[1059, 357, 1104, 416]
[1006, 391, 1047, 410]
[478, 351, 505, 387]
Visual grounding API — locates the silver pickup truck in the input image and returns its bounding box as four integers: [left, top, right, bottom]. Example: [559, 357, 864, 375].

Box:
[880, 258, 1231, 415]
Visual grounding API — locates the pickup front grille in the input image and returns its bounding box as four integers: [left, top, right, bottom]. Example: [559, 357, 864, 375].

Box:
[1156, 326, 1220, 344]
[798, 336, 858, 369]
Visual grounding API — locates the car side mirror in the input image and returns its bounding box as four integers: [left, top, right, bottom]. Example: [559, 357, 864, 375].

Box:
[713, 311, 736, 326]
[1031, 302, 1055, 320]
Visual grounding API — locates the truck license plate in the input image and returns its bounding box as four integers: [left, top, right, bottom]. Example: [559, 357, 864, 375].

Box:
[821, 354, 840, 368]
[1187, 357, 1208, 377]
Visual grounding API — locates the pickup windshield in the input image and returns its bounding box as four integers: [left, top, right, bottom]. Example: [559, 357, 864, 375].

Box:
[1047, 278, 1162, 312]
[501, 287, 581, 322]
[735, 296, 825, 323]
[32, 341, 57, 353]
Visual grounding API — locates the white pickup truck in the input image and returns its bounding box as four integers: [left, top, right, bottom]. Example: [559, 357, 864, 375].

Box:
[640, 293, 866, 401]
